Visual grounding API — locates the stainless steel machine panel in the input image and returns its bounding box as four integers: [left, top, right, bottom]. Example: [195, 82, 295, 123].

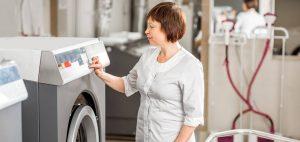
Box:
[0, 61, 28, 142]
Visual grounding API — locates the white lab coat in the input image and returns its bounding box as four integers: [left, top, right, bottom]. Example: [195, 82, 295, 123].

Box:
[235, 8, 266, 37]
[122, 44, 204, 142]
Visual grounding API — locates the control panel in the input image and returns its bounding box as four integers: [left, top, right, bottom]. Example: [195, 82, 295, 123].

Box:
[52, 40, 110, 84]
[0, 65, 20, 85]
[0, 61, 28, 110]
[55, 47, 88, 70]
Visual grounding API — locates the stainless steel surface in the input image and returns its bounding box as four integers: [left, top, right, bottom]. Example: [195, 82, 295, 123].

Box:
[0, 103, 22, 142]
[0, 37, 109, 85]
[0, 37, 108, 142]
[37, 74, 106, 142]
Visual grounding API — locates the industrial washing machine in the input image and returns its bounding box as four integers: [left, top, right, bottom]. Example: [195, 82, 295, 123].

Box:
[0, 60, 28, 142]
[0, 37, 110, 142]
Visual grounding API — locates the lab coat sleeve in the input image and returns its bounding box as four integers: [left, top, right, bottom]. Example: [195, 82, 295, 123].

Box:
[180, 61, 205, 127]
[122, 65, 139, 97]
[122, 48, 148, 97]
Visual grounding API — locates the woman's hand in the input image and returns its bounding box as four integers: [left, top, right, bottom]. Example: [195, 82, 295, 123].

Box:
[89, 56, 125, 93]
[174, 125, 196, 142]
[89, 56, 104, 77]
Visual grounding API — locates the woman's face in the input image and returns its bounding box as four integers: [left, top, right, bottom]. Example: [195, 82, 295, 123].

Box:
[242, 3, 247, 11]
[145, 17, 167, 46]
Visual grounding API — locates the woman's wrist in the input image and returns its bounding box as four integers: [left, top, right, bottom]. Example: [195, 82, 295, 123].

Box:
[95, 69, 105, 79]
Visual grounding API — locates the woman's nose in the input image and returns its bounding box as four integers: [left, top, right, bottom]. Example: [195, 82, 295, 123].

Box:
[145, 28, 149, 35]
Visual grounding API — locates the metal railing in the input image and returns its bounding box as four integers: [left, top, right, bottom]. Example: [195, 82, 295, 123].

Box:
[205, 129, 300, 142]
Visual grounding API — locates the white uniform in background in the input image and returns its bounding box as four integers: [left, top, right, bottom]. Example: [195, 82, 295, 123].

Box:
[21, 0, 44, 36]
[235, 8, 266, 37]
[122, 44, 204, 142]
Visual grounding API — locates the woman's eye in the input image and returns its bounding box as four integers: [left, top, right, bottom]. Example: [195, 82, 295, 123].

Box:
[148, 25, 154, 28]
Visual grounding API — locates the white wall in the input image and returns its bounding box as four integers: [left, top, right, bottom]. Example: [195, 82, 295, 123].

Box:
[180, 4, 194, 53]
[43, 0, 50, 35]
[109, 0, 131, 33]
[0, 0, 22, 36]
[0, 0, 50, 36]
[147, 0, 172, 11]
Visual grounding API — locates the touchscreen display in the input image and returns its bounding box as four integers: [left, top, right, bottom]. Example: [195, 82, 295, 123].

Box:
[0, 66, 21, 86]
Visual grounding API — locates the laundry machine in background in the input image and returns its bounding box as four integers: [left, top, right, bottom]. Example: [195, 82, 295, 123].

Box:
[104, 39, 149, 136]
[0, 37, 110, 142]
[0, 60, 28, 142]
[105, 45, 140, 136]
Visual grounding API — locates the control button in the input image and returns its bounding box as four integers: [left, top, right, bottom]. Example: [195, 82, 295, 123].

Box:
[64, 61, 72, 68]
[78, 58, 84, 66]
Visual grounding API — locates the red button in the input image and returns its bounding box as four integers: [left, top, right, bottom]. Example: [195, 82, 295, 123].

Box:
[64, 61, 72, 68]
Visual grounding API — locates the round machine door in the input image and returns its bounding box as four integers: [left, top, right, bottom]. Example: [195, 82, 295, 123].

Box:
[67, 105, 99, 142]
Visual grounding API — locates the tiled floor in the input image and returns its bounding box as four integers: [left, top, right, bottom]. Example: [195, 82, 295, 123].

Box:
[106, 135, 135, 142]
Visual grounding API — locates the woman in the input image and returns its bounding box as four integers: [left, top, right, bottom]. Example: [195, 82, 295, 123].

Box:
[90, 2, 204, 142]
[234, 0, 265, 37]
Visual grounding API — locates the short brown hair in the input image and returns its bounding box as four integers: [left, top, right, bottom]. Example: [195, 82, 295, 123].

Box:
[244, 0, 257, 9]
[146, 2, 186, 43]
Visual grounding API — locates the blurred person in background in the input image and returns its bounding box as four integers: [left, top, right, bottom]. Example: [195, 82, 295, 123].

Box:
[235, 0, 266, 37]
